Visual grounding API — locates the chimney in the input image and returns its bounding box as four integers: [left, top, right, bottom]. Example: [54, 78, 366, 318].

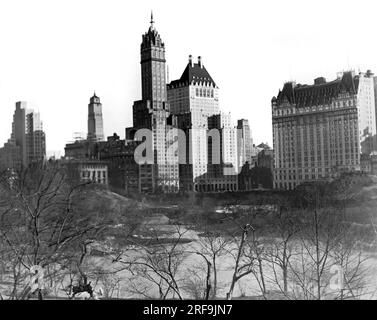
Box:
[314, 77, 326, 85]
[189, 55, 193, 67]
[198, 56, 203, 68]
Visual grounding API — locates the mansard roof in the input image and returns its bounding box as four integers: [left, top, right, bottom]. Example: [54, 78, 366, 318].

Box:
[275, 71, 359, 108]
[257, 142, 271, 150]
[168, 62, 217, 88]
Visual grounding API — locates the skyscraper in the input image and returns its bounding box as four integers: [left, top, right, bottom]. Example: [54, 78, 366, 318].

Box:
[168, 56, 238, 192]
[237, 119, 252, 170]
[87, 93, 105, 143]
[127, 13, 179, 193]
[167, 55, 219, 191]
[0, 101, 46, 169]
[207, 112, 239, 192]
[272, 70, 376, 190]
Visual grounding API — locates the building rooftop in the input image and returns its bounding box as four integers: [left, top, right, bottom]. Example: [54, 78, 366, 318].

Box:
[168, 56, 217, 88]
[274, 71, 360, 108]
[90, 92, 101, 104]
[141, 12, 164, 49]
[257, 143, 271, 150]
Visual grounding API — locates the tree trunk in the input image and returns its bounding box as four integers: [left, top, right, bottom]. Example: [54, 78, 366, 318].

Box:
[283, 265, 288, 295]
[226, 280, 236, 300]
[212, 257, 217, 299]
[226, 227, 250, 300]
[37, 288, 43, 300]
[257, 256, 267, 297]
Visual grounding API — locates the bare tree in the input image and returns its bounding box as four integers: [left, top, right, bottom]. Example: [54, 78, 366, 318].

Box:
[113, 226, 188, 300]
[263, 208, 301, 299]
[285, 182, 369, 300]
[195, 229, 230, 299]
[226, 223, 256, 300]
[0, 163, 108, 299]
[182, 261, 211, 300]
[329, 224, 370, 300]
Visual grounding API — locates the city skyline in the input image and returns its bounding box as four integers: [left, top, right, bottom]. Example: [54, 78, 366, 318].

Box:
[1, 0, 377, 154]
[2, 1, 377, 304]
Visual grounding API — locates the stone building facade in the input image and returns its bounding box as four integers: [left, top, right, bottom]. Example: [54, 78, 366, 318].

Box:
[167, 56, 238, 192]
[64, 159, 108, 185]
[272, 71, 376, 190]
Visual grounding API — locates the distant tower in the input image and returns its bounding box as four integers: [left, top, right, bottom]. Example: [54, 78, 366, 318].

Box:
[87, 92, 104, 143]
[0, 101, 46, 169]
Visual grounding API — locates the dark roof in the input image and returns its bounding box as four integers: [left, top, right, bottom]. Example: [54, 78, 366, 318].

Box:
[257, 143, 271, 150]
[141, 25, 164, 49]
[275, 72, 359, 108]
[90, 92, 100, 104]
[168, 63, 217, 88]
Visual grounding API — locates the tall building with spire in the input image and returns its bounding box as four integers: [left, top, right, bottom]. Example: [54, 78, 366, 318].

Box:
[127, 13, 179, 193]
[87, 92, 105, 143]
[140, 11, 167, 105]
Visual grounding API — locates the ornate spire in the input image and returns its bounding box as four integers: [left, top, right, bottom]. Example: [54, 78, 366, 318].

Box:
[150, 10, 154, 29]
[90, 91, 100, 104]
[142, 10, 164, 50]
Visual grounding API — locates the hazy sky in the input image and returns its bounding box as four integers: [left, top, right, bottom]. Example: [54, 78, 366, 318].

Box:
[1, 0, 377, 155]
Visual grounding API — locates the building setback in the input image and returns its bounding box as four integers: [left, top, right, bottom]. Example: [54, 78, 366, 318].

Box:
[272, 70, 376, 190]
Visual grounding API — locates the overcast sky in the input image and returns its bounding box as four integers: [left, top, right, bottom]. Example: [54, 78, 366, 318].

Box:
[1, 0, 377, 156]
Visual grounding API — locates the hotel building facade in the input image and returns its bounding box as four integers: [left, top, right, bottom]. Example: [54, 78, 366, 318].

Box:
[272, 70, 376, 190]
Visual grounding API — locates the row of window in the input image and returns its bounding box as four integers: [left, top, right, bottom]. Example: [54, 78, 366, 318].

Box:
[191, 183, 238, 192]
[274, 99, 357, 116]
[81, 170, 107, 179]
[195, 88, 214, 98]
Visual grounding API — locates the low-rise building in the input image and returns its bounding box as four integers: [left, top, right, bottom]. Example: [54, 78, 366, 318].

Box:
[95, 134, 140, 193]
[64, 159, 108, 185]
